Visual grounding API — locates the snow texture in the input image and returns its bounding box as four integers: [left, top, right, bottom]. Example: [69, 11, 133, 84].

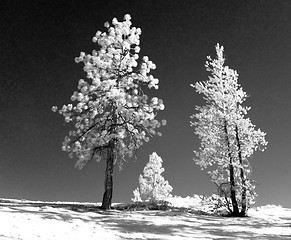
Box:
[1, 198, 291, 239]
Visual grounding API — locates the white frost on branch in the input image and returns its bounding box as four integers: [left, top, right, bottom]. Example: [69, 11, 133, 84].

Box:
[190, 43, 268, 212]
[53, 14, 165, 169]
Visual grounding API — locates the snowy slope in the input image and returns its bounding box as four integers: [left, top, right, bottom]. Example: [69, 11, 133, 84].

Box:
[0, 198, 291, 240]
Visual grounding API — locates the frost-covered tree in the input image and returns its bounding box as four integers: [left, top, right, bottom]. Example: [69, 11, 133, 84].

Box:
[190, 44, 267, 216]
[52, 14, 165, 210]
[132, 152, 173, 202]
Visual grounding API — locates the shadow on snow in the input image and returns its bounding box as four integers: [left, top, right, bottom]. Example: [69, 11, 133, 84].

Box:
[1, 200, 291, 239]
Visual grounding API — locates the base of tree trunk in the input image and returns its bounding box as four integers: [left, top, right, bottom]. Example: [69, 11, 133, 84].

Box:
[100, 141, 115, 210]
[230, 211, 247, 217]
[100, 191, 112, 210]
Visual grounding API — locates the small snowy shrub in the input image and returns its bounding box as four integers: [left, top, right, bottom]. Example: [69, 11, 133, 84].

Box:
[199, 194, 231, 215]
[166, 195, 203, 209]
[132, 152, 173, 202]
[132, 188, 142, 202]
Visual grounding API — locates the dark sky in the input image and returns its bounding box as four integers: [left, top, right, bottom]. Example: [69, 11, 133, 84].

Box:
[1, 0, 291, 207]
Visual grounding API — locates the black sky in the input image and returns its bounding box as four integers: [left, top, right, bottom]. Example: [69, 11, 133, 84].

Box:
[1, 0, 291, 207]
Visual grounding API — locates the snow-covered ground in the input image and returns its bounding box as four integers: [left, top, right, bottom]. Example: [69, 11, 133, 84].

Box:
[0, 197, 291, 240]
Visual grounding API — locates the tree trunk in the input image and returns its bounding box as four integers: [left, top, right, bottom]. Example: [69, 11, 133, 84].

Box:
[229, 162, 239, 216]
[235, 125, 247, 216]
[224, 120, 239, 216]
[101, 140, 115, 210]
[240, 185, 247, 216]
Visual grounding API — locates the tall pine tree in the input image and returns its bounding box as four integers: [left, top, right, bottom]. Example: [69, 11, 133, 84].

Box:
[191, 44, 267, 216]
[53, 14, 165, 210]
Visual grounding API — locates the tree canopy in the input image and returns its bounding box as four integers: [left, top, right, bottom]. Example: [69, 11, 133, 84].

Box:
[191, 44, 267, 216]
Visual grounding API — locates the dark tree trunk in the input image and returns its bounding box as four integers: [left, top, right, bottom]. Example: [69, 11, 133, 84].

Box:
[235, 125, 247, 216]
[229, 162, 240, 216]
[224, 120, 239, 216]
[240, 185, 247, 216]
[101, 140, 115, 210]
